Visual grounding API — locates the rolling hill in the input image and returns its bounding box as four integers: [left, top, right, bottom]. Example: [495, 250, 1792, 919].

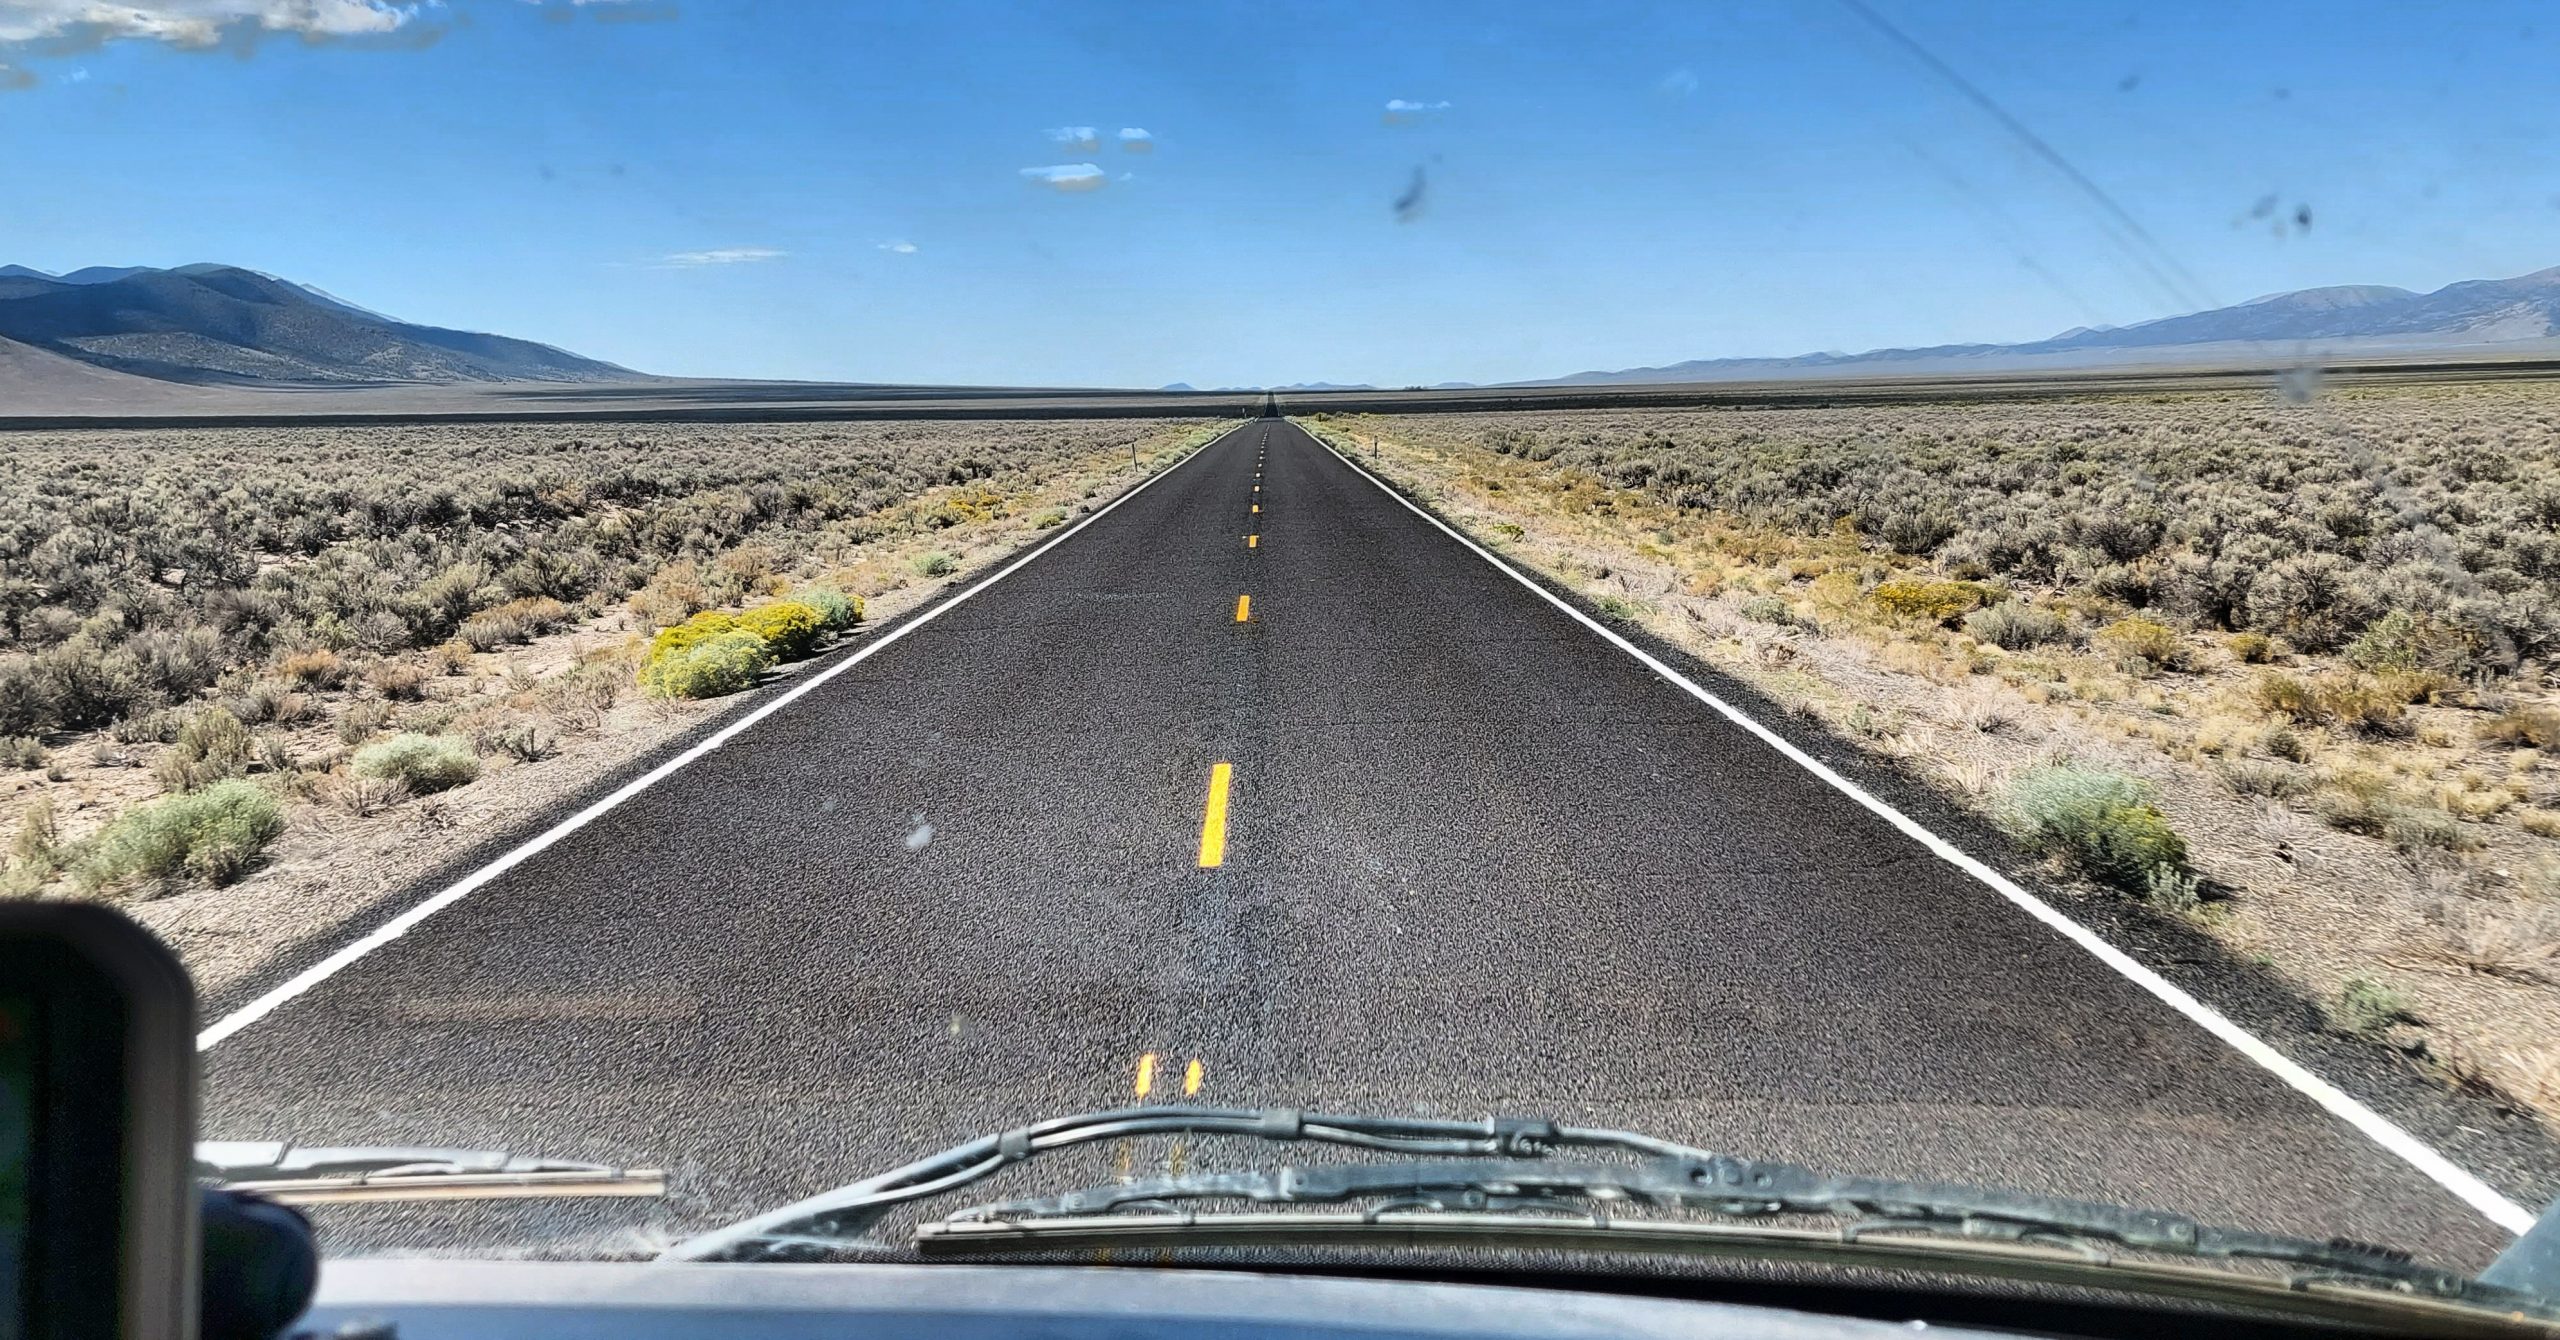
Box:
[1527, 266, 2560, 386]
[0, 264, 638, 389]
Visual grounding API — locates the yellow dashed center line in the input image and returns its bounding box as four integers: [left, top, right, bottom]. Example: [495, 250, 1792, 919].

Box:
[1251, 503, 1260, 514]
[1234, 594, 1251, 622]
[1197, 762, 1234, 868]
[1184, 1058, 1205, 1095]
[1134, 1051, 1159, 1098]
[1246, 534, 1258, 549]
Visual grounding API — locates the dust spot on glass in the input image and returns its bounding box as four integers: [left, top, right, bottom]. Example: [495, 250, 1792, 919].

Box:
[948, 1014, 966, 1036]
[1393, 166, 1427, 223]
[2115, 73, 2140, 93]
[2241, 195, 2312, 237]
[906, 814, 934, 851]
[820, 795, 840, 814]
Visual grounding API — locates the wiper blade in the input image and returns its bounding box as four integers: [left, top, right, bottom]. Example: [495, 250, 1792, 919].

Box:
[940, 1153, 2530, 1311]
[921, 1212, 2560, 1339]
[660, 1103, 2541, 1319]
[197, 1141, 665, 1205]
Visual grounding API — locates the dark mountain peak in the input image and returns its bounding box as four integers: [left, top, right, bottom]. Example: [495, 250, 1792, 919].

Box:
[0, 261, 639, 387]
[0, 265, 52, 281]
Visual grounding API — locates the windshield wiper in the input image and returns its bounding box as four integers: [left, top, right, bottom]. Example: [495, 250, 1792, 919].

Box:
[662, 1105, 2549, 1321]
[197, 1141, 665, 1205]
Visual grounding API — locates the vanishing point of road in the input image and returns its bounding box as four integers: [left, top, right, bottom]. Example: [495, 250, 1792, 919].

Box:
[201, 417, 2536, 1267]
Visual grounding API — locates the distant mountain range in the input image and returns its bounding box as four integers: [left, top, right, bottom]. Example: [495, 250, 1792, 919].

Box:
[1522, 265, 2560, 386]
[14, 260, 2560, 413]
[1165, 381, 1382, 392]
[0, 263, 635, 393]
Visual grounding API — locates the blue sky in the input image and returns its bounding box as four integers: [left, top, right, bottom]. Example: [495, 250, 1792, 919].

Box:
[4, 0, 2558, 387]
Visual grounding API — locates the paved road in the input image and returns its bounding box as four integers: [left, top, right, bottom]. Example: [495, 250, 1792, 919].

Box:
[204, 418, 2520, 1268]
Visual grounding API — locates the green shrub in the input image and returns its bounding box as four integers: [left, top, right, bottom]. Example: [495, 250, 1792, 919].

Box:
[1739, 595, 1792, 625]
[153, 706, 252, 792]
[2244, 553, 2377, 653]
[2331, 976, 2413, 1037]
[2095, 616, 2184, 668]
[1868, 579, 1992, 625]
[915, 551, 958, 578]
[791, 586, 865, 631]
[2312, 783, 2479, 852]
[1998, 764, 2188, 892]
[2345, 609, 2477, 677]
[1964, 601, 2070, 650]
[351, 732, 481, 794]
[2142, 864, 2203, 913]
[338, 700, 391, 745]
[637, 629, 774, 699]
[220, 678, 310, 726]
[648, 611, 744, 658]
[0, 735, 45, 770]
[1032, 507, 1069, 529]
[10, 796, 58, 877]
[74, 779, 283, 894]
[734, 602, 824, 660]
[2227, 631, 2276, 664]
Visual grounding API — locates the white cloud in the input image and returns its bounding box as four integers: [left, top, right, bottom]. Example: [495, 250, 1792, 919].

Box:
[0, 1, 424, 47]
[659, 247, 786, 267]
[876, 240, 917, 254]
[1117, 127, 1153, 152]
[1381, 97, 1452, 126]
[1657, 67, 1698, 97]
[1020, 163, 1106, 193]
[1044, 125, 1100, 153]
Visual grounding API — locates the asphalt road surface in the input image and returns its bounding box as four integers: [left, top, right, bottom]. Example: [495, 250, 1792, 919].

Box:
[203, 419, 2528, 1271]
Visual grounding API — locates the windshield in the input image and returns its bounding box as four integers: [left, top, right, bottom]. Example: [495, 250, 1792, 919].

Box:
[5, 0, 2559, 1312]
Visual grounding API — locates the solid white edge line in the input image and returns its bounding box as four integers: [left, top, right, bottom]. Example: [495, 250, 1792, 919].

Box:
[197, 421, 1249, 1052]
[1298, 420, 2538, 1236]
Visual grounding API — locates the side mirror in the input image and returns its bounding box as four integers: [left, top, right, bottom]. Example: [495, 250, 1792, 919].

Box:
[0, 902, 197, 1340]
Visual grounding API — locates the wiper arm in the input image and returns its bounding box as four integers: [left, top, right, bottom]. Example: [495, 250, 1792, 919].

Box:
[197, 1141, 665, 1205]
[665, 1106, 1573, 1260]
